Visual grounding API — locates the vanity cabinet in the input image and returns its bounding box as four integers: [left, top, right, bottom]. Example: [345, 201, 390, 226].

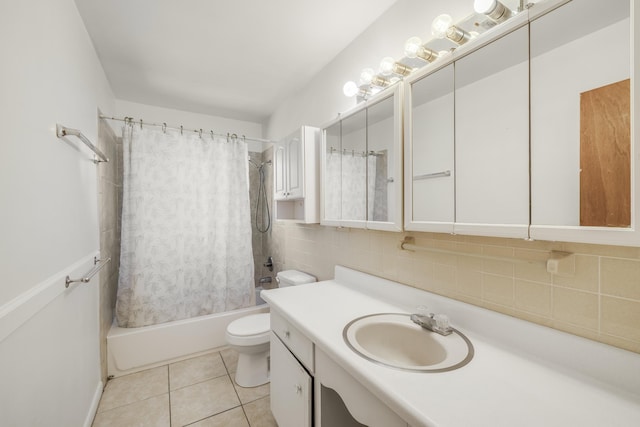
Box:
[274, 126, 320, 223]
[321, 84, 403, 232]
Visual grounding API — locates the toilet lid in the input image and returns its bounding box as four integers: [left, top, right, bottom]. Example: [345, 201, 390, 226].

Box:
[227, 313, 270, 337]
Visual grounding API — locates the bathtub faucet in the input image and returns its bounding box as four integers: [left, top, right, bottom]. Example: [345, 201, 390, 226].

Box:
[259, 276, 272, 284]
[263, 256, 273, 272]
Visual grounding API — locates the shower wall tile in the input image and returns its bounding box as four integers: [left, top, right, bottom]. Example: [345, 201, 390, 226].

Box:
[273, 223, 640, 355]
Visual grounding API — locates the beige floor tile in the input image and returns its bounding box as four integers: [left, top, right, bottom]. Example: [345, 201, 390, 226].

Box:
[169, 352, 227, 390]
[233, 379, 270, 404]
[97, 366, 168, 413]
[170, 375, 240, 426]
[220, 347, 239, 374]
[188, 407, 250, 427]
[92, 394, 169, 427]
[244, 396, 277, 427]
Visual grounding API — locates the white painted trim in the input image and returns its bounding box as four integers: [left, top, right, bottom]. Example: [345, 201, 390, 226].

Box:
[83, 380, 104, 427]
[0, 252, 99, 343]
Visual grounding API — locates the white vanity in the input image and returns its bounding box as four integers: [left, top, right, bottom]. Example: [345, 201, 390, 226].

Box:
[263, 266, 640, 427]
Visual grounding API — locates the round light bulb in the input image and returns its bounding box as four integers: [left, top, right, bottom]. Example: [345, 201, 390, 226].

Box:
[379, 57, 396, 76]
[474, 0, 497, 14]
[343, 81, 359, 98]
[404, 36, 423, 58]
[431, 14, 453, 38]
[359, 67, 376, 85]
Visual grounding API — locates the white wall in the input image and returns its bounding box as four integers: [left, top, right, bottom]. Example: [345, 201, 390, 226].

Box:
[0, 0, 115, 425]
[265, 0, 474, 139]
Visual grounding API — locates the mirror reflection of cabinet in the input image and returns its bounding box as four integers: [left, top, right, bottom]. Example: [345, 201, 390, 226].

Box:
[321, 84, 403, 232]
[404, 63, 455, 233]
[530, 0, 636, 245]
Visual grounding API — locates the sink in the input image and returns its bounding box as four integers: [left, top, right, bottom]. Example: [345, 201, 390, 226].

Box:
[343, 313, 474, 372]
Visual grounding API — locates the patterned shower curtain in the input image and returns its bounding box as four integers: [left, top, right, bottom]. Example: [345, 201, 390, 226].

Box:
[116, 125, 255, 328]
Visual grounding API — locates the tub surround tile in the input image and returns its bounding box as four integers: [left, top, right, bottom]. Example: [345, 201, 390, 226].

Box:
[169, 352, 227, 391]
[92, 394, 170, 427]
[188, 407, 250, 427]
[97, 366, 168, 413]
[243, 396, 277, 427]
[170, 376, 240, 426]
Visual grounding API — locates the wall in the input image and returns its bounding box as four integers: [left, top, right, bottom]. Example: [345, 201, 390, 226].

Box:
[96, 118, 122, 383]
[0, 0, 116, 425]
[265, 0, 640, 355]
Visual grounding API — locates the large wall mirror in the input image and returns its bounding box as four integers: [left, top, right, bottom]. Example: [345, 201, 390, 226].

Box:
[405, 63, 455, 233]
[321, 84, 403, 231]
[530, 0, 633, 243]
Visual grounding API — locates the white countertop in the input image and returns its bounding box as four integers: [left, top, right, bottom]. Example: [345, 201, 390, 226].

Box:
[262, 267, 640, 427]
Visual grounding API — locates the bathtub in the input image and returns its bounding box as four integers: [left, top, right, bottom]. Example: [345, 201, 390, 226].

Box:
[107, 302, 269, 377]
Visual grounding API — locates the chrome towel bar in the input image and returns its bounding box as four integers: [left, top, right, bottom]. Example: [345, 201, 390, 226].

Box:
[413, 170, 451, 181]
[56, 124, 109, 164]
[65, 257, 111, 288]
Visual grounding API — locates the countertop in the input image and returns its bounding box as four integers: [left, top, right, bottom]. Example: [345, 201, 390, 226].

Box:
[262, 266, 640, 427]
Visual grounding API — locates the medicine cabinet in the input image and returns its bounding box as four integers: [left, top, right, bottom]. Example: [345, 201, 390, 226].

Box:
[274, 126, 320, 223]
[529, 0, 638, 246]
[405, 0, 638, 246]
[321, 84, 403, 232]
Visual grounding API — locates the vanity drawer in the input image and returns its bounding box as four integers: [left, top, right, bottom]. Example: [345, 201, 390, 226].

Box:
[271, 310, 314, 373]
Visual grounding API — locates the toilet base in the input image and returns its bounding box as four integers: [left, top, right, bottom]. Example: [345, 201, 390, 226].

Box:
[234, 349, 270, 387]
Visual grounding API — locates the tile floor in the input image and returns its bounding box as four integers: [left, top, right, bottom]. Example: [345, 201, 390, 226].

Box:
[92, 348, 277, 427]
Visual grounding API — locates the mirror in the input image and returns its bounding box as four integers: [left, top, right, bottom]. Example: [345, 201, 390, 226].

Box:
[340, 108, 368, 224]
[530, 0, 631, 228]
[323, 122, 342, 223]
[366, 95, 395, 223]
[406, 63, 455, 232]
[454, 25, 530, 237]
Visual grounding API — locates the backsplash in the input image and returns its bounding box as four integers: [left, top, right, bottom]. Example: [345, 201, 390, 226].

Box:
[274, 223, 640, 354]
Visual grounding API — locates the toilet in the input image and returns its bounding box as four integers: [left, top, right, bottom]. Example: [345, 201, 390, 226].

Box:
[225, 269, 316, 387]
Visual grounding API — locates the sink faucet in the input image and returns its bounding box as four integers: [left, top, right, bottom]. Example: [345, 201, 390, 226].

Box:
[410, 310, 453, 336]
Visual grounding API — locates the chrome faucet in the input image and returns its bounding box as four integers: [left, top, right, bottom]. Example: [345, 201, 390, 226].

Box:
[410, 309, 452, 336]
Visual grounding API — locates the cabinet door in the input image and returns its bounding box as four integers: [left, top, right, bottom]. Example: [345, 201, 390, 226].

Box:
[287, 132, 304, 199]
[341, 108, 368, 228]
[270, 333, 312, 427]
[454, 25, 530, 238]
[366, 86, 403, 232]
[274, 143, 287, 200]
[322, 121, 342, 225]
[529, 0, 636, 245]
[405, 63, 455, 233]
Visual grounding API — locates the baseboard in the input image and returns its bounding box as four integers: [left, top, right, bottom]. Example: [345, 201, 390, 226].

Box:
[84, 380, 104, 427]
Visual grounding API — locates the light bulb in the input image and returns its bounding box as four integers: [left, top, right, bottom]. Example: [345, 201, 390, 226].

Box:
[359, 68, 376, 85]
[343, 81, 359, 98]
[379, 57, 396, 76]
[474, 0, 513, 23]
[404, 36, 423, 58]
[431, 14, 453, 39]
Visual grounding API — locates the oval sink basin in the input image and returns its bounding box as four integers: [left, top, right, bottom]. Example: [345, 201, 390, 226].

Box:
[343, 313, 474, 372]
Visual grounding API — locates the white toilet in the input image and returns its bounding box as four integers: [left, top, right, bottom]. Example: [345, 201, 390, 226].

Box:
[225, 269, 316, 387]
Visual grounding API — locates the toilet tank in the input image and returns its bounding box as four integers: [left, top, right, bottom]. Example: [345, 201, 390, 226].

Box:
[276, 270, 316, 288]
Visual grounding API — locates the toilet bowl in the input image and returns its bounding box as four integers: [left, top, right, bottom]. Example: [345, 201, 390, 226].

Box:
[225, 270, 316, 387]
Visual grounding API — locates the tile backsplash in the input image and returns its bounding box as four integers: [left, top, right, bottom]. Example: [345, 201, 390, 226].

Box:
[274, 224, 640, 354]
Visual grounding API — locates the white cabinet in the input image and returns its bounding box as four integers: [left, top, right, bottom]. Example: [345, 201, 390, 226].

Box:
[321, 83, 403, 232]
[274, 126, 320, 223]
[270, 333, 312, 427]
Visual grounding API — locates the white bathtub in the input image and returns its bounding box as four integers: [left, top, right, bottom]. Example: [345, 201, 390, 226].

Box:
[107, 303, 269, 377]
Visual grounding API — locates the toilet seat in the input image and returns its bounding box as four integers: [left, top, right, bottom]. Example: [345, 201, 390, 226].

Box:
[226, 313, 270, 347]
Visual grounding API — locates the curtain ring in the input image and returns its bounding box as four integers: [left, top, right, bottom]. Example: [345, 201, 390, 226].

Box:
[242, 135, 246, 143]
[199, 129, 203, 139]
[210, 130, 214, 140]
[140, 119, 143, 130]
[227, 132, 230, 143]
[162, 123, 167, 133]
[180, 125, 183, 135]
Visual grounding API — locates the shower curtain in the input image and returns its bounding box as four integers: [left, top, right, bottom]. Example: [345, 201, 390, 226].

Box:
[116, 125, 255, 328]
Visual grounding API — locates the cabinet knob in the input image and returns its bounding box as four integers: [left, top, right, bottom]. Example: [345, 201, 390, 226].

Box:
[295, 384, 302, 395]
[284, 330, 290, 339]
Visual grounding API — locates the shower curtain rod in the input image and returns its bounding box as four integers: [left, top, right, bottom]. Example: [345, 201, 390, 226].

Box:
[99, 115, 274, 144]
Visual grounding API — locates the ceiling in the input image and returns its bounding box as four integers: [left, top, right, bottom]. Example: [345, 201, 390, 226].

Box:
[74, 0, 400, 123]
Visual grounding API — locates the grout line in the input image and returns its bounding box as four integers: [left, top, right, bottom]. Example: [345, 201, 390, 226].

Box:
[166, 365, 172, 426]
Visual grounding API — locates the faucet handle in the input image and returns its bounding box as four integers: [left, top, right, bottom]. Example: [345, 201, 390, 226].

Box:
[433, 314, 451, 332]
[416, 305, 430, 316]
